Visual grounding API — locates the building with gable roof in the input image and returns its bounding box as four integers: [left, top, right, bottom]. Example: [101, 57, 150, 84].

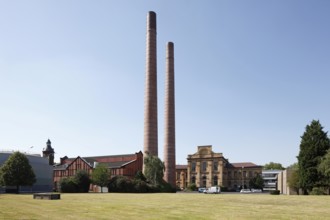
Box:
[53, 151, 143, 191]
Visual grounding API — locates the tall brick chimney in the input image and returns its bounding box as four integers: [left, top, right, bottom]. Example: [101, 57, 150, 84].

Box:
[163, 42, 176, 187]
[144, 11, 158, 157]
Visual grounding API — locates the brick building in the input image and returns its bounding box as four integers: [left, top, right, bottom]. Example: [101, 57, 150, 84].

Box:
[53, 151, 143, 191]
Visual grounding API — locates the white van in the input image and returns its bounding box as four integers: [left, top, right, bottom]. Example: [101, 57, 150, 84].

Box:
[204, 186, 221, 194]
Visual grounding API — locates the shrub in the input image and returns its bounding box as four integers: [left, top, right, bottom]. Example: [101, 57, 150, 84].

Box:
[133, 179, 148, 193]
[310, 187, 326, 195]
[108, 176, 135, 193]
[60, 177, 78, 193]
[135, 171, 147, 182]
[108, 175, 176, 193]
[158, 181, 176, 193]
[187, 183, 197, 191]
[220, 186, 228, 192]
[270, 190, 280, 195]
[59, 171, 91, 193]
[74, 170, 91, 193]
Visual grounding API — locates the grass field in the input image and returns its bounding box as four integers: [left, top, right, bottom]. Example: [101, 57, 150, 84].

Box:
[1, 193, 330, 220]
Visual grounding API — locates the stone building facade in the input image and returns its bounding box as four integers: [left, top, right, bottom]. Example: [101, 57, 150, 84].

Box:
[175, 165, 187, 189]
[177, 145, 262, 190]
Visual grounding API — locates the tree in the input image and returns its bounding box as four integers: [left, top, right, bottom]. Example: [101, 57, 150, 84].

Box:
[287, 163, 300, 195]
[263, 162, 285, 170]
[74, 170, 91, 193]
[249, 174, 264, 189]
[0, 151, 36, 193]
[91, 163, 110, 193]
[135, 170, 147, 182]
[318, 149, 330, 194]
[143, 153, 165, 186]
[297, 120, 330, 194]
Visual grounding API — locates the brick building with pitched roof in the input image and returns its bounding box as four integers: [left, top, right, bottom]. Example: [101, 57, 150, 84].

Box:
[53, 151, 143, 191]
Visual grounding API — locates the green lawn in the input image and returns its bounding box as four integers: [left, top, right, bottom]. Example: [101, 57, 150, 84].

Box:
[0, 193, 329, 220]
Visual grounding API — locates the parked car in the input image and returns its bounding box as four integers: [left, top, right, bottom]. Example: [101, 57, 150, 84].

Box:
[251, 188, 262, 193]
[240, 189, 252, 193]
[198, 188, 206, 193]
[204, 186, 221, 194]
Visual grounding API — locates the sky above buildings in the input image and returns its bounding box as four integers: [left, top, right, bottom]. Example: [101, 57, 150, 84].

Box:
[1, 1, 329, 167]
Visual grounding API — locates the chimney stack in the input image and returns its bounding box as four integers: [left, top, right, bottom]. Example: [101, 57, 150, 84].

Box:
[163, 42, 176, 187]
[144, 11, 158, 157]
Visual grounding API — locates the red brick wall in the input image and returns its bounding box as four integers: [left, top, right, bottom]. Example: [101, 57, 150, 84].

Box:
[53, 157, 92, 191]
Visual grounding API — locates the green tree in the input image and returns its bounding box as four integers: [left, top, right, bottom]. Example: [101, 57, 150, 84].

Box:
[143, 153, 165, 186]
[135, 170, 147, 182]
[263, 162, 285, 170]
[91, 163, 110, 193]
[287, 163, 300, 195]
[297, 120, 330, 194]
[249, 174, 264, 189]
[0, 151, 36, 193]
[318, 149, 330, 194]
[74, 170, 91, 193]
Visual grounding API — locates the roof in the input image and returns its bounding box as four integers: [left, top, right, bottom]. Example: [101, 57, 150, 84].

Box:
[54, 156, 93, 170]
[64, 152, 141, 164]
[67, 152, 139, 160]
[53, 164, 68, 170]
[227, 162, 262, 168]
[55, 155, 136, 170]
[105, 160, 135, 169]
[176, 165, 188, 169]
[262, 169, 283, 174]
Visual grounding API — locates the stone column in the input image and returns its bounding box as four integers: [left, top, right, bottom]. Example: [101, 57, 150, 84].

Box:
[164, 42, 176, 187]
[144, 11, 158, 157]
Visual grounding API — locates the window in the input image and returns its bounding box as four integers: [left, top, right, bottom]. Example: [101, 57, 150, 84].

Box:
[191, 176, 196, 184]
[202, 176, 207, 187]
[213, 161, 218, 171]
[228, 171, 232, 178]
[191, 162, 196, 172]
[202, 162, 207, 172]
[213, 176, 218, 186]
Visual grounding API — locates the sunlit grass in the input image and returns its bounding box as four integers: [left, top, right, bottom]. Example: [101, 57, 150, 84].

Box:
[0, 193, 329, 219]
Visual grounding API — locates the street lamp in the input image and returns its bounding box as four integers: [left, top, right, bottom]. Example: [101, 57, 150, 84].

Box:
[25, 146, 33, 154]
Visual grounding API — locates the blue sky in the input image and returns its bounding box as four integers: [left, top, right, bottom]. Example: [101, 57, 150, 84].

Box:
[1, 1, 329, 167]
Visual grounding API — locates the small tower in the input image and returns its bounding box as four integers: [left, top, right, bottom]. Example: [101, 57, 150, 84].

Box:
[42, 139, 55, 165]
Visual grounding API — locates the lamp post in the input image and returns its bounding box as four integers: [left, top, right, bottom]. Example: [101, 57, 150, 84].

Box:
[25, 146, 33, 154]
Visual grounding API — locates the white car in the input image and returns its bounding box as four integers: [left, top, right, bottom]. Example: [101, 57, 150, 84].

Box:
[204, 186, 221, 194]
[240, 189, 252, 193]
[251, 189, 262, 193]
